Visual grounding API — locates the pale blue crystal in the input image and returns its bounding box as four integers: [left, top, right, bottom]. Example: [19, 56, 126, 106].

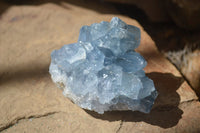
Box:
[116, 51, 147, 73]
[49, 17, 158, 114]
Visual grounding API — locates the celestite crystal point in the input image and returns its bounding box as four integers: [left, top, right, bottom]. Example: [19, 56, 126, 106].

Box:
[49, 17, 158, 114]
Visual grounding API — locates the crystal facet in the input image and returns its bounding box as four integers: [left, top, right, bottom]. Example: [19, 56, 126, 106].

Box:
[49, 17, 158, 114]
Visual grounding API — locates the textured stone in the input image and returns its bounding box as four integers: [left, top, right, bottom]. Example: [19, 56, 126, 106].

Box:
[0, 0, 199, 133]
[182, 50, 200, 95]
[49, 17, 157, 114]
[166, 48, 200, 96]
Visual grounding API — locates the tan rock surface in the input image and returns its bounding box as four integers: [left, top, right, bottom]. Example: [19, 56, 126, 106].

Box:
[181, 50, 200, 96]
[0, 0, 199, 132]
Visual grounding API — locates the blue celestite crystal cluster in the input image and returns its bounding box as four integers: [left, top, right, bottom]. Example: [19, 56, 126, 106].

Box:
[49, 17, 158, 114]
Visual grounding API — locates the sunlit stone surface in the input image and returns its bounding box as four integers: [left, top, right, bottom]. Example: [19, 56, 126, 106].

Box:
[49, 17, 158, 114]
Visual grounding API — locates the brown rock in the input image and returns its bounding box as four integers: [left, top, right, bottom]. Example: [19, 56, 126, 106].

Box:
[0, 0, 199, 132]
[104, 0, 170, 22]
[165, 0, 200, 30]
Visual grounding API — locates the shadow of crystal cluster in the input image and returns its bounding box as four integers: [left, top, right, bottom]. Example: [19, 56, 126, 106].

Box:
[49, 17, 158, 114]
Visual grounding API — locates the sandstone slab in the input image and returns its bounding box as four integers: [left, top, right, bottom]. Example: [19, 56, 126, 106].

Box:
[0, 0, 199, 132]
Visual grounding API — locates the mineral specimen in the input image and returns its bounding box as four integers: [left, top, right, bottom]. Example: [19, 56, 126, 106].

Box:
[49, 17, 158, 114]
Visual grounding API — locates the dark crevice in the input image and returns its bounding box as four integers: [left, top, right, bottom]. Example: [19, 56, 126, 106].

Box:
[0, 111, 59, 132]
[116, 120, 123, 133]
[179, 99, 199, 105]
